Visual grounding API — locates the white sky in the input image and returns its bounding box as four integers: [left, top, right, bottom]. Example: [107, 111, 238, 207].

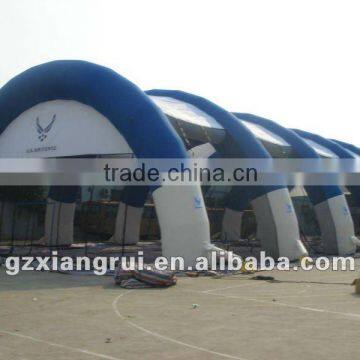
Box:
[0, 0, 359, 146]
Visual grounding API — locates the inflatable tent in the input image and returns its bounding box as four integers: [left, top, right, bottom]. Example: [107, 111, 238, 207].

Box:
[0, 60, 220, 266]
[0, 60, 355, 261]
[234, 114, 358, 255]
[112, 90, 308, 260]
[293, 129, 360, 205]
[146, 90, 307, 261]
[293, 129, 360, 239]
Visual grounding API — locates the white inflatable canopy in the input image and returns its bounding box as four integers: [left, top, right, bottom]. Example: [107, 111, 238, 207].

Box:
[151, 96, 223, 129]
[242, 121, 290, 147]
[0, 100, 133, 158]
[303, 138, 337, 158]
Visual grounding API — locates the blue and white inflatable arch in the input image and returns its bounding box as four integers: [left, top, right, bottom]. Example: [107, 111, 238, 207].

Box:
[293, 129, 360, 205]
[293, 129, 360, 245]
[235, 113, 358, 255]
[331, 139, 360, 157]
[146, 90, 307, 260]
[0, 60, 215, 266]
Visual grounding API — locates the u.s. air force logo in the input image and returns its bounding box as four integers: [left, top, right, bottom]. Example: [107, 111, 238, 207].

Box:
[36, 114, 56, 141]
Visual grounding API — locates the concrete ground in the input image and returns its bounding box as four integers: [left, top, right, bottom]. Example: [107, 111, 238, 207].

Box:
[1, 261, 360, 360]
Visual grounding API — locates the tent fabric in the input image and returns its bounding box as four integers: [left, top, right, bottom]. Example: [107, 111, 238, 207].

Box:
[292, 129, 354, 158]
[147, 94, 306, 261]
[146, 90, 284, 211]
[292, 129, 360, 207]
[234, 113, 343, 205]
[150, 96, 223, 129]
[147, 90, 275, 159]
[242, 120, 290, 147]
[302, 138, 337, 158]
[331, 139, 360, 156]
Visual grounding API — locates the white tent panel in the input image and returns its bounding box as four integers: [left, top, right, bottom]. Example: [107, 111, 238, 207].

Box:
[344, 149, 360, 158]
[251, 187, 307, 260]
[242, 121, 290, 147]
[188, 142, 217, 158]
[0, 100, 133, 158]
[150, 96, 223, 129]
[303, 138, 337, 158]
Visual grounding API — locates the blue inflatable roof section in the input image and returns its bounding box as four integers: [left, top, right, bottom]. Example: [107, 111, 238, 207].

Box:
[330, 139, 360, 157]
[234, 113, 343, 205]
[146, 90, 284, 211]
[0, 61, 188, 204]
[293, 128, 360, 206]
[292, 129, 354, 158]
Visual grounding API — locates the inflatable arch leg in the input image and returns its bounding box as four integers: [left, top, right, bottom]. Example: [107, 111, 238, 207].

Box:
[221, 208, 243, 242]
[251, 188, 307, 260]
[314, 194, 360, 255]
[152, 184, 217, 267]
[43, 198, 76, 246]
[188, 143, 240, 244]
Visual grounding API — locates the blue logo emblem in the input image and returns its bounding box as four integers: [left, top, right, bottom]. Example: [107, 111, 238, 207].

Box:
[285, 203, 293, 214]
[193, 196, 203, 209]
[36, 114, 56, 141]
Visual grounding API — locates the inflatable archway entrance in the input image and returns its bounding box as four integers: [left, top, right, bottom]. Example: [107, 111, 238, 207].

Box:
[146, 90, 307, 261]
[0, 60, 215, 266]
[235, 113, 358, 255]
[293, 129, 360, 206]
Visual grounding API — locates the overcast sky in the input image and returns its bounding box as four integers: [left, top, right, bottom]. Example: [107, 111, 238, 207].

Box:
[0, 0, 359, 146]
